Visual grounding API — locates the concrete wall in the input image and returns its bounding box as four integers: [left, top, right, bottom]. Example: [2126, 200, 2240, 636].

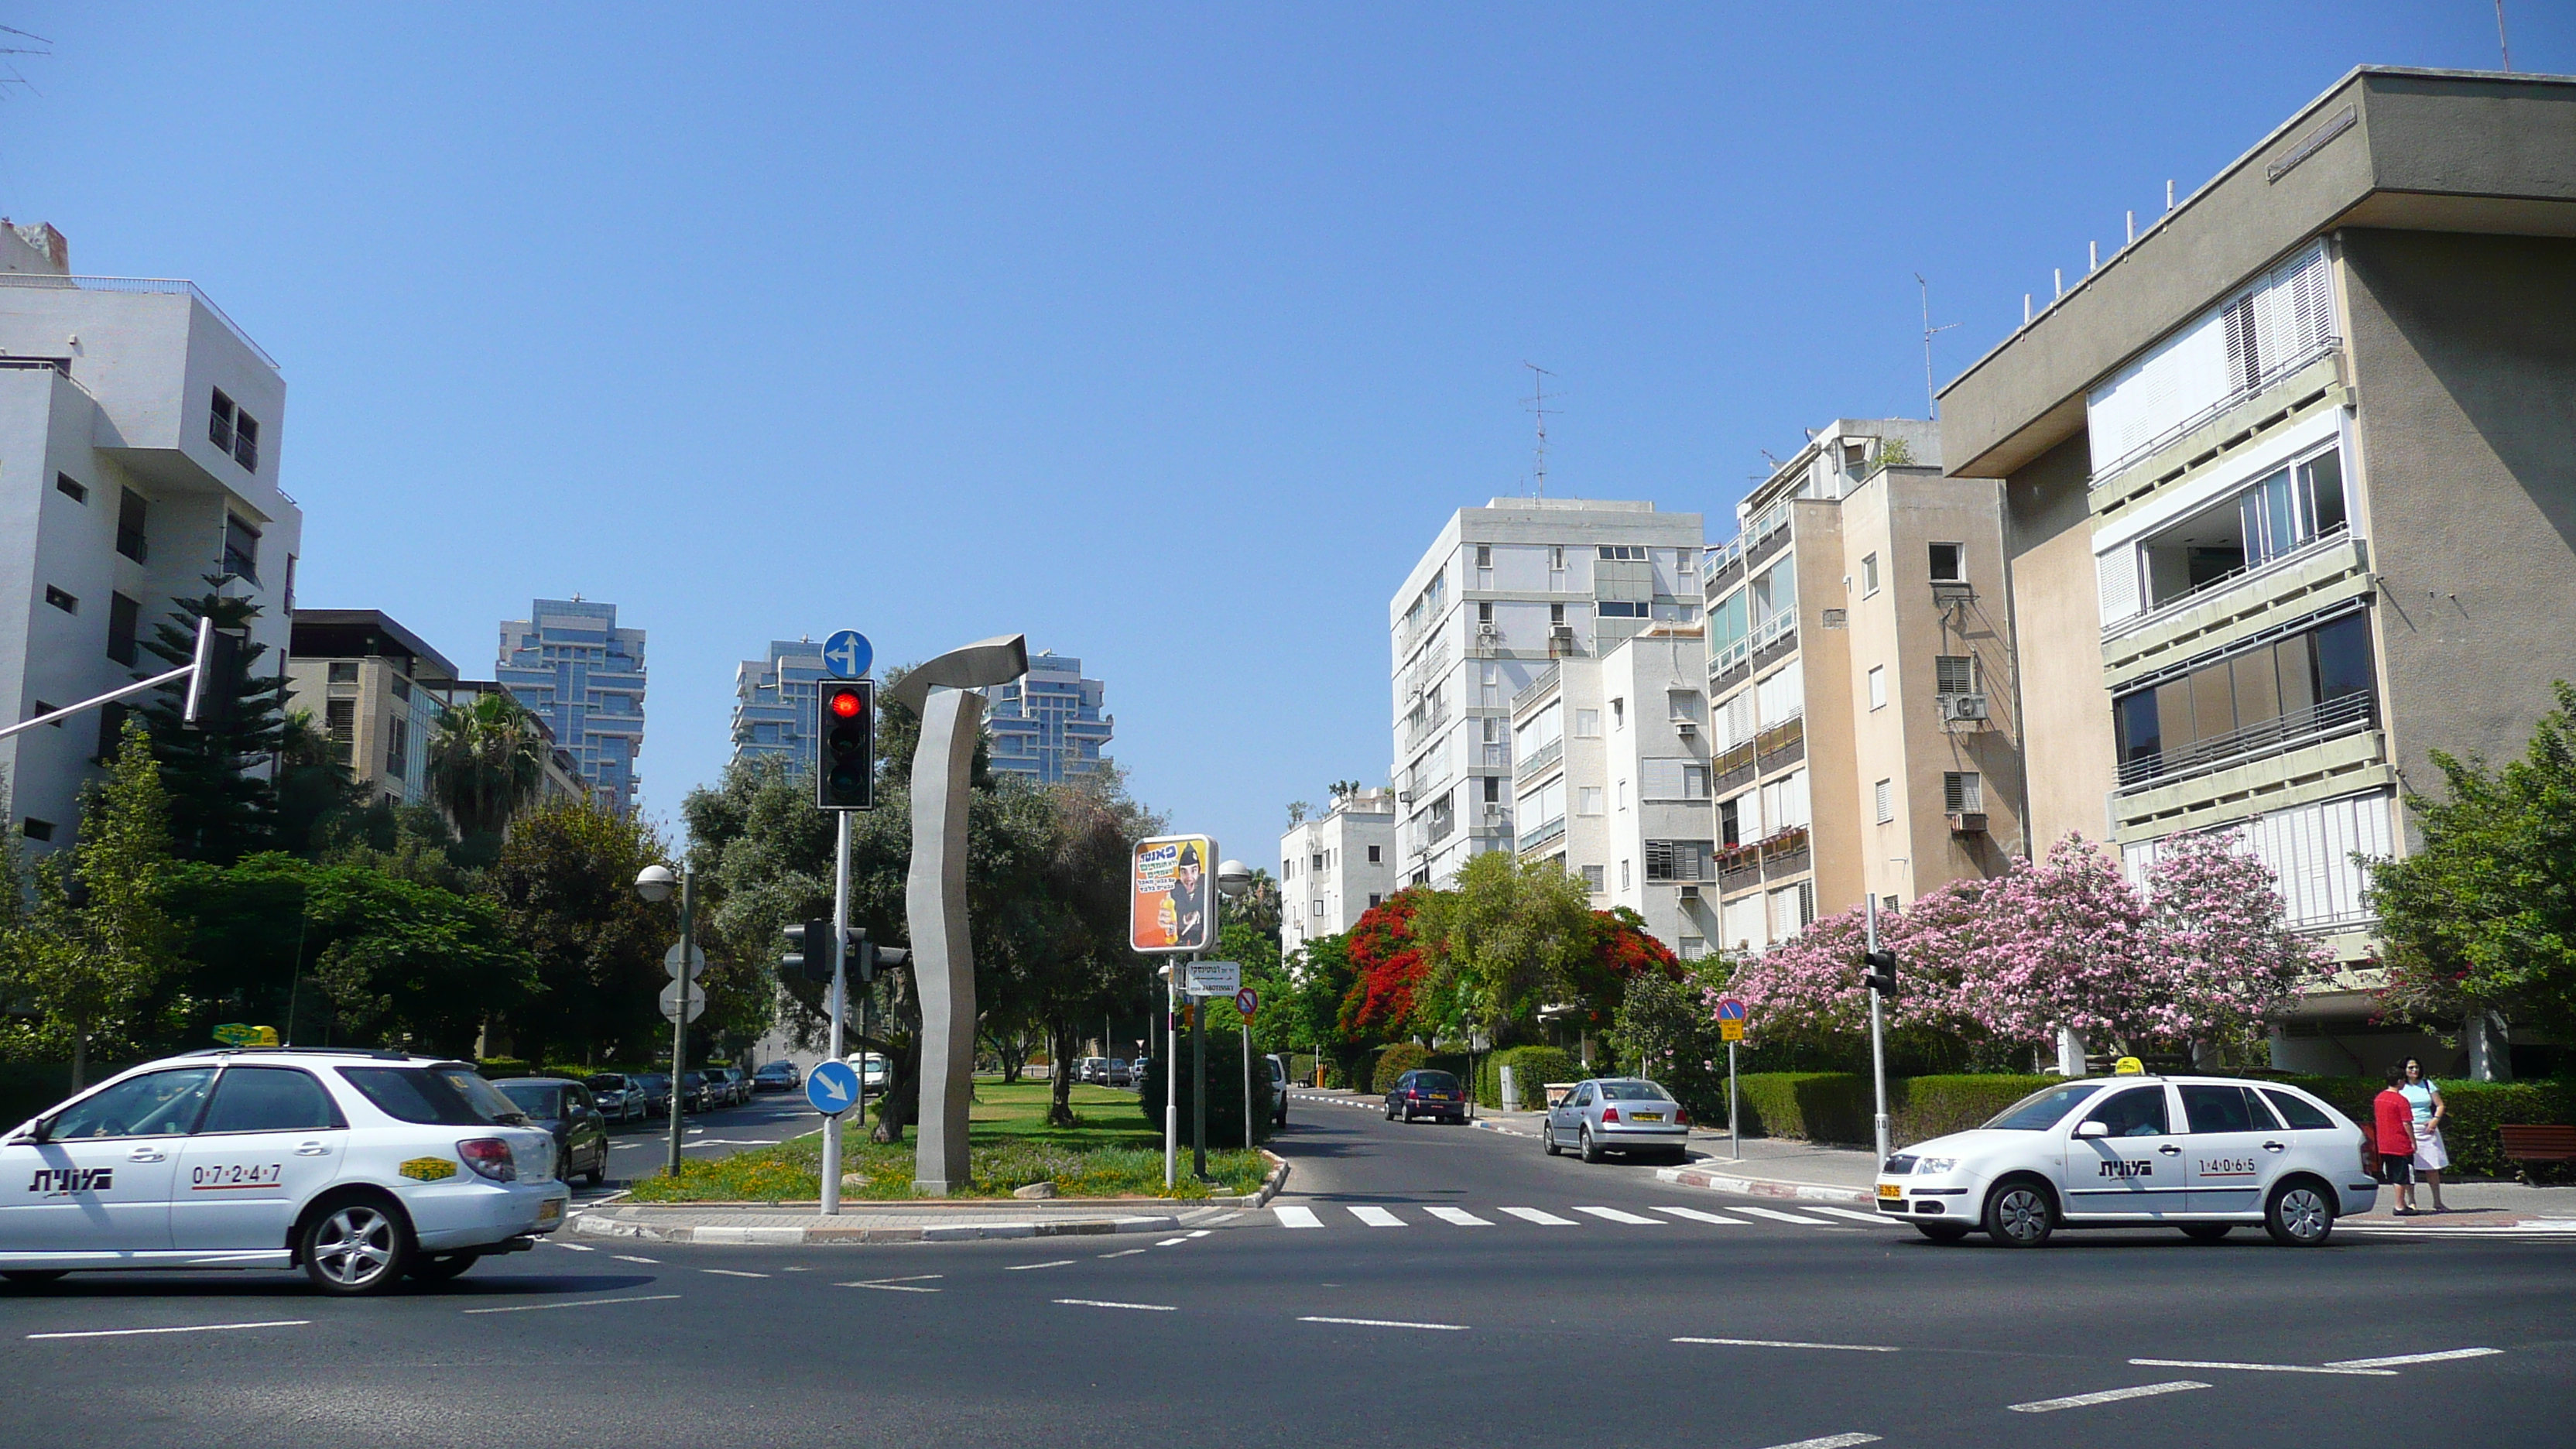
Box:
[2001, 434, 2115, 848]
[2340, 228, 2576, 822]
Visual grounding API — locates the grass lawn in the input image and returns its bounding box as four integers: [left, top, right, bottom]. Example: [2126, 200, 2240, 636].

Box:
[625, 1078, 1269, 1203]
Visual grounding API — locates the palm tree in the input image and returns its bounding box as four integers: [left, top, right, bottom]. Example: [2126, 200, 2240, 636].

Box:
[424, 691, 549, 839]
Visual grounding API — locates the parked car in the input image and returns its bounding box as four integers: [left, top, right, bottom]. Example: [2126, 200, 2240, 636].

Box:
[1542, 1077, 1690, 1163]
[1877, 1074, 2376, 1248]
[632, 1073, 673, 1118]
[701, 1067, 745, 1106]
[679, 1072, 712, 1112]
[1384, 1068, 1469, 1125]
[585, 1073, 647, 1124]
[752, 1061, 800, 1093]
[492, 1077, 611, 1186]
[1267, 1055, 1289, 1126]
[844, 1053, 890, 1091]
[0, 1047, 567, 1293]
[1107, 1059, 1134, 1088]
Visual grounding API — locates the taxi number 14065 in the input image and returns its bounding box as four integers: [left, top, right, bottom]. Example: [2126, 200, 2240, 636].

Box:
[189, 1163, 285, 1190]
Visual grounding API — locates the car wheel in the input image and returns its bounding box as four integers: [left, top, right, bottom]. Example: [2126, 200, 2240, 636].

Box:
[2181, 1223, 2233, 1243]
[583, 1147, 608, 1187]
[1541, 1123, 1560, 1156]
[2, 1269, 68, 1286]
[406, 1252, 479, 1283]
[1579, 1126, 1603, 1164]
[302, 1199, 409, 1295]
[2265, 1180, 2335, 1246]
[1913, 1222, 1971, 1244]
[1983, 1177, 2054, 1249]
[1384, 1102, 1396, 1121]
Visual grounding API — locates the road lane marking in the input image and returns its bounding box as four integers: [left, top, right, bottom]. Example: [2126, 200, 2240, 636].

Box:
[1572, 1206, 1665, 1225]
[1673, 1337, 1899, 1353]
[1098, 1249, 1146, 1258]
[1155, 1237, 1189, 1246]
[1757, 1436, 1882, 1449]
[1807, 1206, 1903, 1226]
[700, 1269, 770, 1279]
[1274, 1206, 1324, 1228]
[1425, 1207, 1494, 1226]
[1186, 1229, 1211, 1238]
[841, 1279, 942, 1293]
[549, 1241, 597, 1251]
[2325, 1348, 2505, 1369]
[1298, 1316, 1469, 1331]
[2130, 1358, 2395, 1376]
[611, 1255, 659, 1264]
[1726, 1204, 1838, 1225]
[1650, 1205, 1748, 1226]
[2008, 1381, 2210, 1413]
[1349, 1206, 1406, 1227]
[1007, 1259, 1077, 1270]
[1499, 1207, 1578, 1226]
[1054, 1299, 1175, 1311]
[28, 1320, 309, 1341]
[464, 1294, 683, 1315]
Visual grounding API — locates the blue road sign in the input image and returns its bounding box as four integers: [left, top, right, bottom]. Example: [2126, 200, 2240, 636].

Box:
[822, 630, 872, 680]
[806, 1058, 862, 1116]
[1714, 997, 1749, 1023]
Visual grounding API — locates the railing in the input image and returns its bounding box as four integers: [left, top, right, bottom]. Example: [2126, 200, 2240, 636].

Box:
[1759, 825, 1809, 859]
[1402, 707, 1451, 752]
[2108, 526, 2355, 641]
[1712, 740, 1755, 777]
[1511, 662, 1562, 714]
[1427, 810, 1457, 844]
[2088, 334, 2341, 488]
[1701, 537, 1744, 583]
[1514, 736, 1562, 781]
[1708, 634, 1749, 676]
[1518, 814, 1567, 853]
[0, 273, 282, 372]
[1755, 714, 1804, 759]
[2116, 690, 2376, 790]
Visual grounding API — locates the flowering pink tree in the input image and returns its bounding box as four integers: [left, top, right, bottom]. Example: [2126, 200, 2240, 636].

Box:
[1961, 834, 2156, 1048]
[2139, 827, 2327, 1057]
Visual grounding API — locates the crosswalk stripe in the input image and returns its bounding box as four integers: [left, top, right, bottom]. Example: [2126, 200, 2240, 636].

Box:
[1274, 1205, 1324, 1228]
[1727, 1204, 1838, 1225]
[1499, 1207, 1579, 1226]
[1573, 1206, 1666, 1225]
[1424, 1206, 1494, 1226]
[1807, 1205, 1904, 1226]
[1650, 1204, 1749, 1226]
[1349, 1205, 1407, 1228]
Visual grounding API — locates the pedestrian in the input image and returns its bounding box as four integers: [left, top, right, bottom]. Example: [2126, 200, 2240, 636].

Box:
[2400, 1056, 2450, 1213]
[2372, 1067, 2419, 1214]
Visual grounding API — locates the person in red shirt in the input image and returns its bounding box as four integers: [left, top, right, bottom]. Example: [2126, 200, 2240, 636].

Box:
[2373, 1068, 2420, 1214]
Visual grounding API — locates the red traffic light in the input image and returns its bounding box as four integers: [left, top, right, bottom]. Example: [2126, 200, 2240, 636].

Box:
[827, 688, 864, 719]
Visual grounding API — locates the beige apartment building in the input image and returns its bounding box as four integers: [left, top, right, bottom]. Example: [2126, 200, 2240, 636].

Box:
[1937, 67, 2576, 1077]
[286, 610, 458, 809]
[1703, 419, 2023, 952]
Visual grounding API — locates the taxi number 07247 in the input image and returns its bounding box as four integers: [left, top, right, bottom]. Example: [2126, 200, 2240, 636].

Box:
[190, 1163, 285, 1190]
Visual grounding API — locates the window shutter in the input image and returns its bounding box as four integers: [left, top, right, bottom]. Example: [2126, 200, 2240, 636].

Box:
[2097, 547, 2143, 624]
[1874, 779, 1893, 823]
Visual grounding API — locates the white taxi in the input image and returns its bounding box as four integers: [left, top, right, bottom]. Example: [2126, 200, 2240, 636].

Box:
[1876, 1071, 2376, 1248]
[1, 1048, 571, 1293]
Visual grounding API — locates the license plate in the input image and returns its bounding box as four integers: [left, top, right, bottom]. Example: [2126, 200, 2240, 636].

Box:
[1877, 1183, 1903, 1200]
[1632, 1112, 1663, 1121]
[539, 1198, 564, 1222]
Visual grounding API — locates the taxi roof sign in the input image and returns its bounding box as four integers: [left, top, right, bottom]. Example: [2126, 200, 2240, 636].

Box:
[2112, 1055, 2147, 1075]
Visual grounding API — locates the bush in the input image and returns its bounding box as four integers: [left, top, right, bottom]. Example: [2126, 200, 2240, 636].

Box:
[1893, 1074, 2058, 1146]
[1476, 1046, 1582, 1109]
[1137, 1028, 1273, 1148]
[1733, 1072, 1875, 1144]
[1372, 1043, 1430, 1093]
[475, 1057, 535, 1079]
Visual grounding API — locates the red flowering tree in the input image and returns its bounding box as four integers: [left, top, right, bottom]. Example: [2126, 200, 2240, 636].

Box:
[1338, 889, 1431, 1039]
[1560, 906, 1682, 1036]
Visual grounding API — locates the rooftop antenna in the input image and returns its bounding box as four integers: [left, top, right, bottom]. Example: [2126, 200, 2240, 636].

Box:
[1917, 274, 1961, 420]
[1522, 361, 1557, 498]
[2496, 1, 2511, 71]
[0, 25, 51, 99]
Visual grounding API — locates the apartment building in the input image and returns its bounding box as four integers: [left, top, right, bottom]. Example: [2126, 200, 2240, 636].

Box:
[1279, 787, 1399, 957]
[496, 598, 646, 817]
[731, 637, 827, 769]
[988, 649, 1113, 783]
[1701, 419, 2023, 953]
[0, 223, 301, 850]
[1512, 629, 1714, 956]
[285, 610, 458, 808]
[1937, 67, 2576, 1074]
[1389, 498, 1703, 886]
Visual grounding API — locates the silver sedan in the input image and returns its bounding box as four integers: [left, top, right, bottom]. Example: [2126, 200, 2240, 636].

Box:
[1541, 1077, 1693, 1163]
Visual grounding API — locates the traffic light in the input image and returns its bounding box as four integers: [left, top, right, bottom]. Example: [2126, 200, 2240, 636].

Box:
[783, 918, 834, 984]
[866, 945, 908, 984]
[1862, 949, 1899, 995]
[184, 617, 245, 731]
[816, 680, 874, 810]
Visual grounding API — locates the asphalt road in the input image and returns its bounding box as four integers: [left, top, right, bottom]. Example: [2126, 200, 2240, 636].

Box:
[4, 1088, 2570, 1448]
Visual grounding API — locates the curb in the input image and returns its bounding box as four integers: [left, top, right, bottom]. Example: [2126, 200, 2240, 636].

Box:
[1653, 1164, 1875, 1206]
[569, 1209, 1189, 1245]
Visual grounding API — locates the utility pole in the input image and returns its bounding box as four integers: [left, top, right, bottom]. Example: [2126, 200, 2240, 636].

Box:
[1865, 894, 1891, 1163]
[1917, 274, 1961, 421]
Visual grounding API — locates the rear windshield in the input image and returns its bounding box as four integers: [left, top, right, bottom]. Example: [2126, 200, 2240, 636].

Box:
[2262, 1088, 2336, 1130]
[1412, 1072, 1460, 1091]
[1982, 1083, 2105, 1131]
[1599, 1081, 1674, 1101]
[498, 1082, 564, 1116]
[339, 1066, 526, 1126]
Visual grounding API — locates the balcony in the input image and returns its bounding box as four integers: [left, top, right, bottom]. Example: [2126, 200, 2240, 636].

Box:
[1712, 738, 1756, 796]
[1517, 814, 1567, 854]
[1401, 707, 1451, 752]
[1427, 810, 1458, 844]
[1515, 736, 1563, 782]
[1512, 662, 1562, 715]
[0, 272, 282, 371]
[2116, 690, 2376, 792]
[2088, 335, 2341, 492]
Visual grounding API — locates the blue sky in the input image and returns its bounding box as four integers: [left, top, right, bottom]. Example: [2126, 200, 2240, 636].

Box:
[5, 5, 2567, 862]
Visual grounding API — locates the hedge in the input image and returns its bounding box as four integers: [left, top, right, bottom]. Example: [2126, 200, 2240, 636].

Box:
[1476, 1046, 1583, 1109]
[1139, 1029, 1274, 1147]
[1372, 1043, 1430, 1093]
[2269, 1076, 2576, 1181]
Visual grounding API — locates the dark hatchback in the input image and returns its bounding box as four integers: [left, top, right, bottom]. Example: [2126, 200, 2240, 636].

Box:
[752, 1060, 800, 1093]
[1384, 1069, 1469, 1125]
[492, 1077, 611, 1185]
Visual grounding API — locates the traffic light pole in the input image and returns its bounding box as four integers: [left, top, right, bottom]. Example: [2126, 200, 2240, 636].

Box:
[0, 616, 225, 743]
[1865, 892, 1889, 1163]
[1163, 964, 1178, 1190]
[666, 867, 696, 1179]
[822, 808, 852, 1217]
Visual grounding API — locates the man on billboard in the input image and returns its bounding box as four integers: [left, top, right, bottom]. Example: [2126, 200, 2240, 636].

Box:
[1171, 841, 1208, 947]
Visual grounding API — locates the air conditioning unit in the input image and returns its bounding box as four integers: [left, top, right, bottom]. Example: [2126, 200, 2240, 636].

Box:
[1677, 884, 1701, 899]
[1396, 790, 1413, 805]
[1475, 622, 1501, 641]
[1948, 810, 1989, 835]
[1673, 720, 1698, 737]
[1939, 694, 1991, 722]
[1482, 804, 1507, 826]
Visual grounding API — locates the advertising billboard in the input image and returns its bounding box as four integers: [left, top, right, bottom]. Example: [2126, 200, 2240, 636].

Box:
[1131, 834, 1216, 954]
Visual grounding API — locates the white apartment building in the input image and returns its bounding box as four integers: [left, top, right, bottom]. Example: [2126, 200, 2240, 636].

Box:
[1278, 788, 1398, 956]
[1389, 498, 1703, 886]
[1512, 629, 1714, 957]
[0, 224, 301, 850]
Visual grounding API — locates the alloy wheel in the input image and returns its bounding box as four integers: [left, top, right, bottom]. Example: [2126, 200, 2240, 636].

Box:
[312, 1206, 397, 1288]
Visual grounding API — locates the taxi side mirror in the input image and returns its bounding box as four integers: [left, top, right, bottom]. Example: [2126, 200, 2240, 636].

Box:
[2072, 1120, 2110, 1139]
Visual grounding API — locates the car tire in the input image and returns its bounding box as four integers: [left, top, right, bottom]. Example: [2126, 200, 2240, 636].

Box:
[2, 1269, 69, 1286]
[1384, 1102, 1396, 1121]
[1982, 1177, 2055, 1249]
[583, 1148, 607, 1187]
[1579, 1126, 1603, 1164]
[301, 1197, 411, 1295]
[1541, 1124, 1560, 1156]
[406, 1252, 479, 1283]
[1913, 1222, 1971, 1244]
[2264, 1179, 2335, 1247]
[2182, 1223, 2233, 1243]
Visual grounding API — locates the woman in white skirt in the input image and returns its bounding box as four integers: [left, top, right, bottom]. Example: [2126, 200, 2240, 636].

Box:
[2400, 1057, 2449, 1212]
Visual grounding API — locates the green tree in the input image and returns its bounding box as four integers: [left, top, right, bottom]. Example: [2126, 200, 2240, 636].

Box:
[140, 583, 289, 862]
[0, 725, 188, 1087]
[425, 690, 551, 858]
[274, 708, 371, 858]
[1407, 851, 1598, 1042]
[489, 801, 679, 1065]
[2369, 680, 2576, 1041]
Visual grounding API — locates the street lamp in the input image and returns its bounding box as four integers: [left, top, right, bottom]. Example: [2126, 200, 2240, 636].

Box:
[635, 863, 694, 1179]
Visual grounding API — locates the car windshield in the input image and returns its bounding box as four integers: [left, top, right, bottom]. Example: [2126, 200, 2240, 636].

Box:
[1412, 1072, 1460, 1091]
[498, 1083, 563, 1117]
[341, 1065, 527, 1126]
[1598, 1081, 1674, 1101]
[638, 1074, 669, 1091]
[1982, 1083, 2106, 1131]
[587, 1075, 627, 1091]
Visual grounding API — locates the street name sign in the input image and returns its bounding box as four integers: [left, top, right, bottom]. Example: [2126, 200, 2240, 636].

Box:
[807, 1059, 862, 1116]
[658, 979, 707, 1023]
[1184, 960, 1241, 997]
[823, 630, 873, 680]
[664, 942, 707, 981]
[1234, 986, 1259, 1018]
